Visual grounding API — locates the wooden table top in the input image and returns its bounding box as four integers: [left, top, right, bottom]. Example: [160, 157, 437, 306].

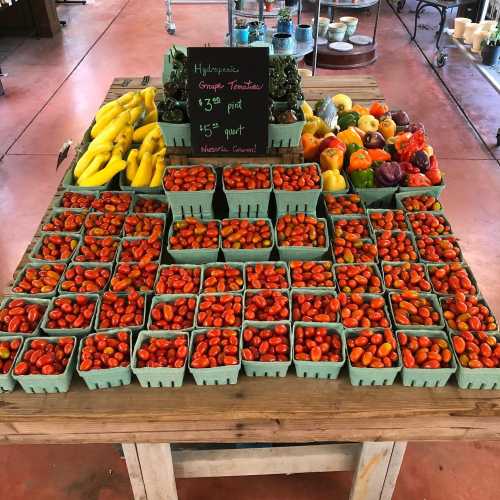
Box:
[3, 75, 497, 446]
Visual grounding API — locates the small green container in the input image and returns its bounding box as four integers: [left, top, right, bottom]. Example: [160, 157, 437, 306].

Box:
[332, 237, 378, 265]
[380, 262, 430, 293]
[95, 292, 147, 332]
[427, 263, 481, 298]
[167, 219, 220, 264]
[148, 294, 198, 331]
[158, 121, 191, 147]
[334, 262, 384, 294]
[116, 237, 164, 264]
[332, 214, 374, 241]
[389, 292, 444, 331]
[244, 290, 291, 323]
[406, 211, 453, 238]
[119, 169, 163, 195]
[450, 333, 500, 390]
[90, 190, 134, 213]
[375, 230, 419, 264]
[398, 179, 445, 199]
[292, 322, 345, 379]
[201, 262, 245, 293]
[345, 329, 402, 386]
[41, 208, 88, 235]
[132, 330, 188, 388]
[272, 163, 322, 215]
[290, 288, 339, 324]
[73, 236, 121, 264]
[154, 264, 203, 295]
[245, 261, 290, 290]
[10, 262, 66, 298]
[416, 236, 464, 264]
[77, 329, 133, 390]
[188, 329, 241, 385]
[29, 232, 81, 264]
[395, 190, 444, 212]
[83, 212, 126, 238]
[221, 218, 274, 262]
[223, 164, 272, 218]
[353, 186, 397, 208]
[323, 193, 367, 220]
[121, 212, 167, 238]
[398, 330, 456, 387]
[53, 190, 96, 210]
[41, 293, 100, 337]
[340, 292, 391, 330]
[440, 296, 498, 335]
[62, 161, 113, 191]
[276, 217, 329, 262]
[57, 262, 113, 295]
[12, 336, 77, 394]
[241, 320, 292, 377]
[0, 297, 49, 337]
[131, 194, 170, 214]
[268, 120, 305, 149]
[367, 208, 409, 234]
[163, 165, 216, 219]
[0, 336, 24, 392]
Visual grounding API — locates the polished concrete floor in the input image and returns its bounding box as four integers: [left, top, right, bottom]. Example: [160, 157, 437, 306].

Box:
[1, 0, 500, 499]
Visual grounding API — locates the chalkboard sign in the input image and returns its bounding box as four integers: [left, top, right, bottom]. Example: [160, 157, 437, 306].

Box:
[187, 47, 269, 155]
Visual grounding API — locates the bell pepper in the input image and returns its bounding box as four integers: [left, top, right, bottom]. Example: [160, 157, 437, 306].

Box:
[352, 104, 369, 116]
[348, 149, 372, 174]
[367, 148, 391, 162]
[319, 135, 347, 154]
[316, 118, 332, 137]
[320, 148, 344, 172]
[406, 173, 432, 187]
[301, 133, 321, 161]
[302, 116, 322, 135]
[322, 169, 347, 192]
[369, 102, 389, 119]
[301, 101, 314, 121]
[394, 129, 426, 162]
[426, 156, 442, 185]
[379, 119, 397, 140]
[337, 112, 360, 131]
[337, 127, 363, 147]
[350, 168, 375, 189]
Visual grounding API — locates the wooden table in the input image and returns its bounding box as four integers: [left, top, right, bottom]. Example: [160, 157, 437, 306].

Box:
[4, 75, 496, 500]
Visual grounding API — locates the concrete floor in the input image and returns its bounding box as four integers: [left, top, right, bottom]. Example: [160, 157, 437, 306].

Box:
[1, 0, 500, 499]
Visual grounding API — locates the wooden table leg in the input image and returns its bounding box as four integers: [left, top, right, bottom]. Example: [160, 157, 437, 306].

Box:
[350, 441, 407, 500]
[123, 443, 178, 500]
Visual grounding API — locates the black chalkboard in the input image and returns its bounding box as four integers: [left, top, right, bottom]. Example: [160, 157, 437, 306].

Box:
[187, 47, 269, 155]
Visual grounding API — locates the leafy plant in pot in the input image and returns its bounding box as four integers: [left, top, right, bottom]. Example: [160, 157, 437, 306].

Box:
[481, 27, 500, 67]
[164, 47, 188, 102]
[269, 56, 304, 104]
[277, 7, 294, 34]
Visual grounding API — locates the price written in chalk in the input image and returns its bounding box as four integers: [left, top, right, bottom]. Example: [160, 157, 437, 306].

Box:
[198, 97, 222, 112]
[199, 122, 220, 138]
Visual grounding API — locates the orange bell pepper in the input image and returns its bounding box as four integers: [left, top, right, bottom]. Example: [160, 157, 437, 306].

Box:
[348, 149, 372, 174]
[369, 102, 389, 119]
[352, 104, 369, 116]
[301, 133, 321, 161]
[367, 148, 391, 162]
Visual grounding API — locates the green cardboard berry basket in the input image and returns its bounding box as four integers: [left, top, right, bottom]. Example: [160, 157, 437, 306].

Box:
[426, 262, 481, 298]
[158, 121, 191, 148]
[450, 332, 500, 390]
[95, 292, 148, 332]
[121, 212, 167, 238]
[416, 236, 465, 265]
[148, 294, 198, 332]
[222, 164, 272, 218]
[397, 329, 456, 387]
[116, 236, 164, 264]
[244, 289, 291, 323]
[221, 217, 274, 262]
[0, 297, 49, 337]
[0, 336, 24, 392]
[201, 262, 245, 293]
[352, 186, 397, 208]
[12, 336, 78, 393]
[398, 179, 445, 199]
[405, 210, 453, 238]
[366, 208, 409, 234]
[395, 190, 444, 212]
[132, 330, 189, 388]
[272, 163, 323, 215]
[188, 328, 241, 385]
[11, 262, 66, 298]
[131, 193, 170, 214]
[167, 219, 220, 264]
[119, 168, 163, 195]
[323, 193, 367, 221]
[41, 293, 100, 337]
[163, 165, 215, 219]
[41, 207, 88, 235]
[29, 232, 81, 264]
[73, 236, 121, 265]
[77, 328, 133, 390]
[374, 230, 419, 265]
[154, 264, 203, 295]
[389, 292, 445, 331]
[289, 288, 339, 324]
[380, 262, 430, 294]
[276, 217, 329, 262]
[245, 261, 290, 291]
[338, 292, 392, 330]
[334, 262, 385, 294]
[241, 320, 292, 377]
[345, 329, 402, 386]
[53, 190, 96, 210]
[62, 159, 113, 191]
[331, 237, 379, 265]
[57, 262, 114, 295]
[268, 120, 305, 149]
[292, 322, 345, 379]
[332, 214, 375, 241]
[90, 190, 135, 213]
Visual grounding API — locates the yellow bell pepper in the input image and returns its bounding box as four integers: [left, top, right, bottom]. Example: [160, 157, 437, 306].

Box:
[322, 169, 347, 192]
[337, 127, 363, 147]
[379, 119, 397, 140]
[320, 148, 344, 172]
[351, 104, 369, 116]
[302, 116, 322, 135]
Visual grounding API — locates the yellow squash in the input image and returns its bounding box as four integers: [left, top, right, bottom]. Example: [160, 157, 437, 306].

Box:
[126, 149, 139, 182]
[132, 123, 158, 143]
[90, 105, 123, 138]
[91, 110, 131, 146]
[129, 105, 144, 125]
[77, 152, 111, 184]
[131, 152, 154, 187]
[78, 158, 126, 187]
[73, 142, 113, 178]
[141, 87, 157, 112]
[138, 127, 161, 161]
[150, 158, 165, 187]
[143, 108, 158, 125]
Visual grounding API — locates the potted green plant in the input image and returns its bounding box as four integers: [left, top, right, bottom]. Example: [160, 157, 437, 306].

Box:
[481, 27, 500, 66]
[234, 17, 250, 45]
[269, 56, 304, 104]
[277, 7, 294, 34]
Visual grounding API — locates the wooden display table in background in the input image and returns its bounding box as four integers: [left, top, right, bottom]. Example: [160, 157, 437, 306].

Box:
[3, 75, 496, 500]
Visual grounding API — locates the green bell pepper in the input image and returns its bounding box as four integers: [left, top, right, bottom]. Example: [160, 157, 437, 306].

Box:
[344, 143, 363, 168]
[350, 168, 375, 189]
[337, 111, 360, 131]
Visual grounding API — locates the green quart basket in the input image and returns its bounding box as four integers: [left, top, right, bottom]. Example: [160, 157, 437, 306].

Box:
[292, 322, 345, 379]
[29, 232, 81, 264]
[405, 210, 453, 237]
[57, 262, 113, 295]
[10, 262, 66, 298]
[42, 207, 88, 235]
[398, 179, 445, 199]
[116, 237, 164, 264]
[353, 185, 397, 208]
[332, 213, 375, 241]
[62, 159, 113, 191]
[77, 329, 133, 390]
[440, 296, 497, 335]
[290, 288, 339, 324]
[53, 189, 96, 209]
[241, 320, 292, 377]
[167, 219, 220, 264]
[345, 329, 402, 386]
[374, 230, 418, 265]
[245, 261, 290, 291]
[398, 330, 456, 387]
[201, 262, 245, 293]
[163, 165, 215, 219]
[324, 192, 367, 220]
[188, 329, 241, 385]
[389, 292, 445, 331]
[95, 292, 147, 332]
[12, 336, 78, 393]
[416, 235, 464, 264]
[73, 236, 121, 265]
[0, 297, 49, 337]
[427, 263, 481, 298]
[268, 120, 305, 149]
[380, 262, 430, 294]
[132, 330, 189, 388]
[121, 212, 167, 238]
[244, 290, 291, 323]
[148, 294, 198, 332]
[223, 164, 272, 218]
[395, 190, 444, 212]
[334, 262, 385, 294]
[366, 208, 409, 234]
[154, 264, 203, 295]
[158, 121, 191, 148]
[0, 336, 24, 392]
[131, 194, 170, 214]
[221, 218, 274, 262]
